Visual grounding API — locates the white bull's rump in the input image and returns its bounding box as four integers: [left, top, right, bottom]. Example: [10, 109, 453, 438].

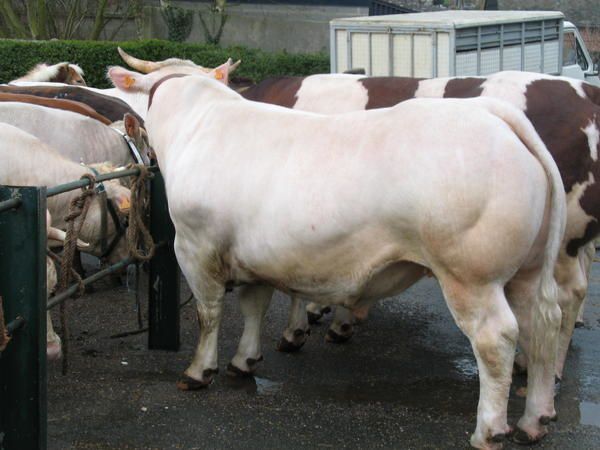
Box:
[146, 75, 564, 449]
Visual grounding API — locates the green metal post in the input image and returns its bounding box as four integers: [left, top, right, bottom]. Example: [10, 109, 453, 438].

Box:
[148, 172, 180, 350]
[0, 186, 47, 450]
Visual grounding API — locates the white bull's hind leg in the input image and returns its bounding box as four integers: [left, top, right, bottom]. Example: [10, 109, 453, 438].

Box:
[228, 285, 274, 375]
[278, 295, 310, 352]
[505, 271, 561, 444]
[325, 306, 355, 343]
[175, 239, 226, 390]
[439, 279, 518, 449]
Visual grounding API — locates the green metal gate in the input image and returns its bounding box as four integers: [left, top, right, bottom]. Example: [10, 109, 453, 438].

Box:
[0, 166, 180, 450]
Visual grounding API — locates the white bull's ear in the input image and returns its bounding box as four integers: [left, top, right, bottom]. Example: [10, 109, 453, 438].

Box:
[208, 61, 232, 85]
[108, 66, 159, 93]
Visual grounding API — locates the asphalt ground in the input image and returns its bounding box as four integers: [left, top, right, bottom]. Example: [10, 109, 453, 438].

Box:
[46, 256, 600, 449]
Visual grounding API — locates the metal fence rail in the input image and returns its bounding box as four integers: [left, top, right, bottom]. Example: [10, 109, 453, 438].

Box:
[0, 165, 180, 450]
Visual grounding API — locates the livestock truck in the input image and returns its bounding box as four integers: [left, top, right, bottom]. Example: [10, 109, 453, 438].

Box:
[330, 10, 600, 86]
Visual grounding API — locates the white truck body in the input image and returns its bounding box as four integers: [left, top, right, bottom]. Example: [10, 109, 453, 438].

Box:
[330, 11, 599, 86]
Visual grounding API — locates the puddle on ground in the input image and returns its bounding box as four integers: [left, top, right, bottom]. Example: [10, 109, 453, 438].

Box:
[453, 356, 478, 378]
[580, 401, 600, 427]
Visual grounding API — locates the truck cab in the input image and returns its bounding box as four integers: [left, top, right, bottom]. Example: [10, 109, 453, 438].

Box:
[562, 21, 599, 85]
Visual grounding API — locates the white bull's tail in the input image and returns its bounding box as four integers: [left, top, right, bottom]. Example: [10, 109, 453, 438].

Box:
[475, 97, 566, 302]
[473, 97, 566, 403]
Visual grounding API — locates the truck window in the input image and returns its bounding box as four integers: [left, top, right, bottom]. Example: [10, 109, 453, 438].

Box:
[563, 31, 589, 70]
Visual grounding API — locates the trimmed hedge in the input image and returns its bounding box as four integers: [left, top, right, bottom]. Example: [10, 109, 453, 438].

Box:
[0, 39, 330, 88]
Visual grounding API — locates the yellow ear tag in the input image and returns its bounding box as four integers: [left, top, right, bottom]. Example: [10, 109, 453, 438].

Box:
[116, 196, 131, 213]
[124, 76, 136, 88]
[215, 69, 224, 80]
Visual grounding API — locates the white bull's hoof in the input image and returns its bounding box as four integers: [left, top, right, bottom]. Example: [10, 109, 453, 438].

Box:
[277, 329, 309, 353]
[227, 356, 263, 377]
[510, 422, 548, 446]
[307, 306, 331, 325]
[325, 327, 353, 344]
[176, 369, 217, 390]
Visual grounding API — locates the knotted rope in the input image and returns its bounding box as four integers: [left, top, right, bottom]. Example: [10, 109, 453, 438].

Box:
[126, 164, 155, 261]
[58, 173, 96, 375]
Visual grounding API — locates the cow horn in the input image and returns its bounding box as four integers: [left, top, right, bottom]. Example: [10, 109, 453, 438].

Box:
[229, 59, 242, 74]
[118, 47, 200, 73]
[118, 47, 161, 73]
[48, 227, 90, 250]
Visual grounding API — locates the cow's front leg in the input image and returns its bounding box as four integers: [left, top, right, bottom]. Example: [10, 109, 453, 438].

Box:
[278, 295, 310, 352]
[228, 285, 274, 375]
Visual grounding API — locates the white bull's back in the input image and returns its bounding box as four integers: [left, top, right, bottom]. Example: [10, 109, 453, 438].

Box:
[151, 80, 549, 302]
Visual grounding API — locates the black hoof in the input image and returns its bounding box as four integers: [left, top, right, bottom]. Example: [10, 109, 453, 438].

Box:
[293, 329, 306, 338]
[307, 311, 322, 325]
[246, 356, 263, 368]
[539, 416, 552, 426]
[490, 433, 505, 443]
[226, 362, 253, 378]
[340, 323, 352, 333]
[277, 337, 305, 353]
[325, 329, 351, 344]
[176, 370, 216, 391]
[510, 427, 540, 445]
[575, 320, 585, 328]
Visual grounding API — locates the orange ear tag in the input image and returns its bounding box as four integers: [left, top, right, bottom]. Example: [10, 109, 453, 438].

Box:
[116, 196, 131, 213]
[215, 69, 224, 80]
[124, 76, 136, 88]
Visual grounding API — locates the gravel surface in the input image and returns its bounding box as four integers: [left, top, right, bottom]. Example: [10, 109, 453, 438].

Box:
[46, 255, 600, 450]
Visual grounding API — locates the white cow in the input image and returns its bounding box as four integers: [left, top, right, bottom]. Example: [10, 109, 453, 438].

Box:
[111, 68, 566, 448]
[46, 210, 89, 360]
[0, 123, 131, 264]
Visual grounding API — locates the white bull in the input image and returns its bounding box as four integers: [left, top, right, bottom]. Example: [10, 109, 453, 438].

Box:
[112, 71, 566, 449]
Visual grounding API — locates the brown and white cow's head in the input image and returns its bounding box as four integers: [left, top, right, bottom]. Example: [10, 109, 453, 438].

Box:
[15, 62, 86, 85]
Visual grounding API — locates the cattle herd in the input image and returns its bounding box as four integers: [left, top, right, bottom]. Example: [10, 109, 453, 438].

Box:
[1, 48, 599, 450]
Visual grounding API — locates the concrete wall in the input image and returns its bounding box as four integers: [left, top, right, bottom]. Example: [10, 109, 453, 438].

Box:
[144, 2, 368, 53]
[139, 1, 598, 54]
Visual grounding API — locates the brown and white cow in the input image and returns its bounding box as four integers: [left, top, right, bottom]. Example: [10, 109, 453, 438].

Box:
[0, 84, 144, 125]
[111, 70, 567, 448]
[12, 62, 86, 86]
[242, 71, 600, 380]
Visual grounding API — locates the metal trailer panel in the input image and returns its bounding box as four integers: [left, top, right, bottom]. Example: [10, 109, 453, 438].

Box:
[331, 13, 563, 77]
[0, 186, 47, 450]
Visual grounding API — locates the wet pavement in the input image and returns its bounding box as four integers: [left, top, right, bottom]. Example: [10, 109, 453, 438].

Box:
[46, 256, 600, 449]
